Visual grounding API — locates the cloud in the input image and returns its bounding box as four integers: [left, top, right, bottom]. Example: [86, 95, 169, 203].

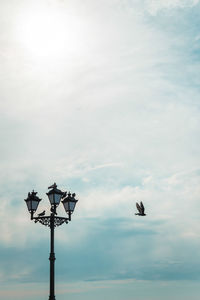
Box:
[3, 171, 198, 283]
[0, 1, 200, 299]
[145, 0, 200, 15]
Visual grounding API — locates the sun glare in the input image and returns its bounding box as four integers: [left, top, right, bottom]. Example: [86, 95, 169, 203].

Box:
[17, 8, 86, 59]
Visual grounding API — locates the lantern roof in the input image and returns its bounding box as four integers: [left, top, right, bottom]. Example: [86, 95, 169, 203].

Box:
[24, 190, 42, 203]
[46, 183, 64, 196]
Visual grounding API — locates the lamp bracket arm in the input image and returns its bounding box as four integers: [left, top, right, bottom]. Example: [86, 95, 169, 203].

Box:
[33, 216, 69, 227]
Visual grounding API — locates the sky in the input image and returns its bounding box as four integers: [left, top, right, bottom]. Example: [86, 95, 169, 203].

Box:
[0, 0, 200, 299]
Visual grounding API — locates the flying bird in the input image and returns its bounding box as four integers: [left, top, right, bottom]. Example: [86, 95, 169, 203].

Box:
[38, 210, 45, 216]
[135, 202, 146, 216]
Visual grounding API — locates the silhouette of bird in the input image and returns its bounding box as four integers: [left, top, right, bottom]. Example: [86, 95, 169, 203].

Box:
[135, 202, 146, 216]
[48, 183, 57, 189]
[50, 207, 57, 215]
[62, 191, 67, 198]
[38, 210, 45, 216]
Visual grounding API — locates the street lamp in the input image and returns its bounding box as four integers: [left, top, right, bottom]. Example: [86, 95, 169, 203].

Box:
[24, 190, 41, 220]
[24, 183, 78, 300]
[62, 192, 78, 221]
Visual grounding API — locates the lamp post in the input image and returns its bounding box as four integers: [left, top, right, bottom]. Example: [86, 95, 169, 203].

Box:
[24, 183, 78, 300]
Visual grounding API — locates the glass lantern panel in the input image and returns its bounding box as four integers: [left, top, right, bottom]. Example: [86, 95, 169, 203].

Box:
[69, 201, 76, 211]
[32, 200, 39, 211]
[26, 200, 32, 211]
[62, 201, 69, 212]
[54, 193, 62, 205]
[48, 194, 54, 204]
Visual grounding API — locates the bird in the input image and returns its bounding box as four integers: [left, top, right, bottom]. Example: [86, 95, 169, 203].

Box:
[38, 210, 45, 216]
[62, 191, 67, 198]
[50, 206, 57, 215]
[48, 183, 57, 189]
[135, 202, 146, 216]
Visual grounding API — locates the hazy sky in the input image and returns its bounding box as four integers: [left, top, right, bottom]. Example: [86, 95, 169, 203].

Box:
[0, 0, 200, 299]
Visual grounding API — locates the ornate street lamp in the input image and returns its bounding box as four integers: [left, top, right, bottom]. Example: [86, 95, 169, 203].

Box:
[46, 183, 63, 207]
[24, 183, 78, 300]
[24, 190, 42, 220]
[62, 192, 78, 221]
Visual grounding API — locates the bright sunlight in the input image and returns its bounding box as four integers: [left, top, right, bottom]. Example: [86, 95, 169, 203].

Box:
[16, 6, 87, 60]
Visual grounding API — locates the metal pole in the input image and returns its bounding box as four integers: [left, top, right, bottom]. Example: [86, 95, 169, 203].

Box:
[49, 212, 56, 300]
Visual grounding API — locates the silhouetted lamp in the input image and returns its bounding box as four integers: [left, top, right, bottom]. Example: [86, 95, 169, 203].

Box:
[62, 192, 78, 221]
[24, 190, 41, 219]
[46, 183, 64, 206]
[24, 183, 78, 300]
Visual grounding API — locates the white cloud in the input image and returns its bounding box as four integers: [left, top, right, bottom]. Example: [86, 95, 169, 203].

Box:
[145, 0, 200, 15]
[0, 1, 200, 294]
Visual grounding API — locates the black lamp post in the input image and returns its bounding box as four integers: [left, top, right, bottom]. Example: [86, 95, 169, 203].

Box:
[24, 183, 78, 300]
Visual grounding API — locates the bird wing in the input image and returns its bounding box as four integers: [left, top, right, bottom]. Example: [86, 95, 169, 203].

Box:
[136, 202, 142, 214]
[140, 201, 145, 213]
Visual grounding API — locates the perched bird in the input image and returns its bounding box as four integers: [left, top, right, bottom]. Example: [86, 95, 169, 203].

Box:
[50, 206, 57, 215]
[62, 191, 67, 198]
[38, 210, 45, 216]
[135, 202, 146, 216]
[48, 183, 57, 189]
